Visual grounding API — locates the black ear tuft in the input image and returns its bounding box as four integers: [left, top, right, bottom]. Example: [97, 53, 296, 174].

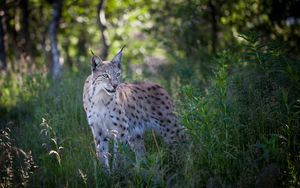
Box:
[91, 55, 103, 71]
[111, 46, 125, 69]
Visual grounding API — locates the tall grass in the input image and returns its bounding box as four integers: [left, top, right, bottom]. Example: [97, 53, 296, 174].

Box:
[177, 36, 300, 187]
[0, 36, 299, 187]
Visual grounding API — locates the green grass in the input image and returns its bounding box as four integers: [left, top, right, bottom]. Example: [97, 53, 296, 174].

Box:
[1, 38, 300, 187]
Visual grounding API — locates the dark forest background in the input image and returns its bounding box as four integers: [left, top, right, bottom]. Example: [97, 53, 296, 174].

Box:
[0, 0, 300, 187]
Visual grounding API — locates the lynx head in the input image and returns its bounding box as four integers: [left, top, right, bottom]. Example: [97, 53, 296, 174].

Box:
[91, 47, 124, 96]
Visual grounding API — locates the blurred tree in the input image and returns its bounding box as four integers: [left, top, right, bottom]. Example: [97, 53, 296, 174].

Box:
[97, 0, 109, 59]
[0, 13, 6, 70]
[48, 0, 62, 79]
[0, 0, 299, 76]
[268, 0, 300, 51]
[208, 0, 219, 53]
[20, 0, 31, 68]
[3, 0, 18, 71]
[149, 0, 300, 57]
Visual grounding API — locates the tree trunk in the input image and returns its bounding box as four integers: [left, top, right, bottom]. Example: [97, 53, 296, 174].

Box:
[4, 2, 19, 71]
[0, 14, 6, 70]
[97, 0, 109, 59]
[20, 0, 30, 57]
[49, 0, 62, 79]
[209, 0, 218, 53]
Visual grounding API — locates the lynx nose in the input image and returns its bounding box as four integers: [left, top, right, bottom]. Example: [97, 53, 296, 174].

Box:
[112, 84, 118, 90]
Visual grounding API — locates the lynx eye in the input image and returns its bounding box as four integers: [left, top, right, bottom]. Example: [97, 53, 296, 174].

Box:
[102, 74, 109, 79]
[116, 72, 121, 77]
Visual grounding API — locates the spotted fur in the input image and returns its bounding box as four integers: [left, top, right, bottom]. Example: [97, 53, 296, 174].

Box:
[83, 49, 185, 171]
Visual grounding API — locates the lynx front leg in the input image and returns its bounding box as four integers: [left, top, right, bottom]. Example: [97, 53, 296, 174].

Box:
[95, 137, 110, 170]
[90, 126, 110, 172]
[112, 138, 119, 171]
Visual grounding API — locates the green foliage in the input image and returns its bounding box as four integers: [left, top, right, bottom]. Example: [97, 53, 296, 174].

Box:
[0, 72, 48, 126]
[178, 36, 300, 186]
[1, 35, 299, 187]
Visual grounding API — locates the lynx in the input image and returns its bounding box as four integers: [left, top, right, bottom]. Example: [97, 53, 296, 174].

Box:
[82, 48, 185, 171]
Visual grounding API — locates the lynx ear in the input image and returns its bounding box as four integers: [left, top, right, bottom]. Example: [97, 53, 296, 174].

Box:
[91, 55, 103, 71]
[111, 46, 125, 69]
